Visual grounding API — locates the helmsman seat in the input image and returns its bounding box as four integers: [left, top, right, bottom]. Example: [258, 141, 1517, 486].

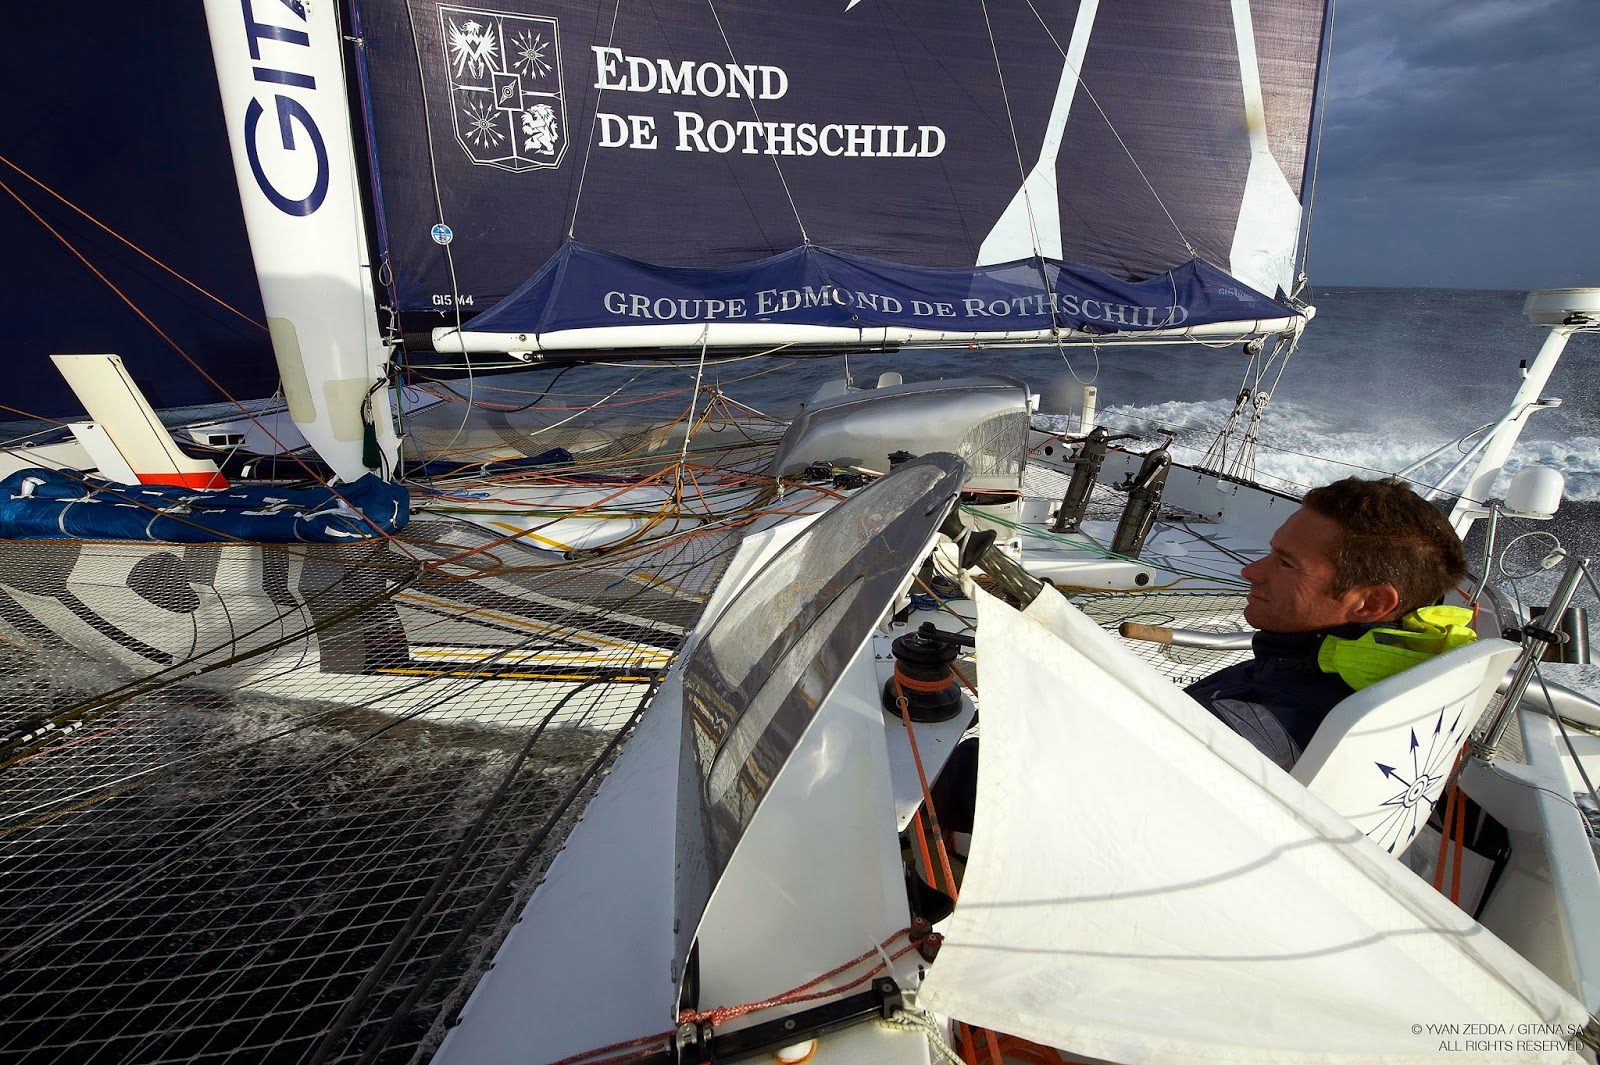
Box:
[1290, 639, 1520, 856]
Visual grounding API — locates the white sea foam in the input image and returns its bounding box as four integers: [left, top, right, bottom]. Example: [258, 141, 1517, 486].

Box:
[1038, 398, 1600, 503]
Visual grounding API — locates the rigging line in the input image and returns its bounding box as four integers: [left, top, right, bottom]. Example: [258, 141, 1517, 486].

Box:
[1207, 336, 1267, 469]
[0, 155, 266, 332]
[396, 1, 487, 477]
[1295, 0, 1338, 295]
[403, 0, 471, 353]
[976, 0, 1094, 387]
[1085, 402, 1425, 491]
[1256, 327, 1301, 406]
[422, 461, 672, 568]
[702, 0, 809, 244]
[0, 402, 69, 427]
[1533, 663, 1600, 815]
[347, 0, 421, 432]
[346, 4, 405, 325]
[592, 349, 789, 371]
[568, 0, 625, 240]
[977, 0, 1036, 230]
[976, 0, 1052, 280]
[1017, 0, 1194, 258]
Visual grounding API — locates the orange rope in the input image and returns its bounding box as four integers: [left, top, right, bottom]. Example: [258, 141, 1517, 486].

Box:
[897, 692, 960, 903]
[1, 174, 413, 552]
[0, 153, 266, 330]
[1432, 777, 1457, 894]
[911, 808, 938, 892]
[676, 929, 918, 1029]
[978, 1025, 1005, 1065]
[1432, 744, 1471, 904]
[0, 403, 71, 427]
[535, 930, 922, 1062]
[957, 1024, 978, 1063]
[892, 666, 956, 695]
[1450, 771, 1467, 906]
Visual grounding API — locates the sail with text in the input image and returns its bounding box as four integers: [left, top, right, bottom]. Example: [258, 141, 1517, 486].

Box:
[352, 0, 1327, 351]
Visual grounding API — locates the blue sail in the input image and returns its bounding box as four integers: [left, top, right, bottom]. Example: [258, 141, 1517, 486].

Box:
[465, 240, 1298, 336]
[352, 0, 1327, 332]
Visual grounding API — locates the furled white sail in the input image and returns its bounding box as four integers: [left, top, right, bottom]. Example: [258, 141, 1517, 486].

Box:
[917, 584, 1591, 1064]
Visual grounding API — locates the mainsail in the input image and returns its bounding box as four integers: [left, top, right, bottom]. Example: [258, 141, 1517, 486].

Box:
[351, 0, 1327, 348]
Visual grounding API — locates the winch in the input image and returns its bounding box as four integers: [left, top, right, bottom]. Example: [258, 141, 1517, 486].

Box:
[882, 622, 974, 722]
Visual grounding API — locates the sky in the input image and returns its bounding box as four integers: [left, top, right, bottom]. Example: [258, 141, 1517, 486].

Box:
[1308, 0, 1600, 289]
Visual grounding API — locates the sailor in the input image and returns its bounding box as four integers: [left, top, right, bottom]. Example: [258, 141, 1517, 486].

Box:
[1184, 476, 1469, 770]
[930, 477, 1469, 860]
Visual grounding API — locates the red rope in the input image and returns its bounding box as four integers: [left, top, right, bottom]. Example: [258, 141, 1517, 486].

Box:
[1433, 744, 1471, 904]
[550, 930, 918, 1065]
[0, 152, 266, 330]
[896, 691, 960, 902]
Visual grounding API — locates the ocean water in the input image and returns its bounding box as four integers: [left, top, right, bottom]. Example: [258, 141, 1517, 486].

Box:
[699, 286, 1599, 615]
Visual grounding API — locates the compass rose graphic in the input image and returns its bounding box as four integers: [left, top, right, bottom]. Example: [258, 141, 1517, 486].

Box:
[1366, 705, 1467, 853]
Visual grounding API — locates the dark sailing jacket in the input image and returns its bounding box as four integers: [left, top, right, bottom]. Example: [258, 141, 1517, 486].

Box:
[1184, 623, 1382, 771]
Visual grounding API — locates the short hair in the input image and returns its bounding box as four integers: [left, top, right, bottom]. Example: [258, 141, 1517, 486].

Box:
[1300, 477, 1467, 616]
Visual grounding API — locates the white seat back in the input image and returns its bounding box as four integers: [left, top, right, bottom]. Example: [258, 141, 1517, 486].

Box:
[1290, 639, 1519, 856]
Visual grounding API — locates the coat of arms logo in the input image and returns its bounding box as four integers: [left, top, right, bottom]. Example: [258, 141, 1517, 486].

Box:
[438, 6, 567, 172]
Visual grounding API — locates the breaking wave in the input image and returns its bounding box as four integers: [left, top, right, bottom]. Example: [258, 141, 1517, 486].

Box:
[1038, 397, 1600, 503]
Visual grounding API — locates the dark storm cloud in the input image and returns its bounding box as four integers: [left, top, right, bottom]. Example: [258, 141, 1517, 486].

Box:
[1324, 0, 1599, 185]
[1308, 0, 1600, 287]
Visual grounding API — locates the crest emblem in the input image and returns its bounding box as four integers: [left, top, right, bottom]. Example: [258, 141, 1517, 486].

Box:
[439, 6, 568, 172]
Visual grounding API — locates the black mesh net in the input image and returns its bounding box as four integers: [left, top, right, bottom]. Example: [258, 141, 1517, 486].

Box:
[0, 388, 791, 1064]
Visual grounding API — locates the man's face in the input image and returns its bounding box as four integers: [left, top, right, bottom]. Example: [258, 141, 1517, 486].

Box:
[1240, 508, 1370, 632]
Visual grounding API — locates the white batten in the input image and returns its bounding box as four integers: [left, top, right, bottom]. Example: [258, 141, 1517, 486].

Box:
[431, 316, 1303, 354]
[1227, 0, 1300, 298]
[203, 0, 397, 482]
[975, 0, 1100, 265]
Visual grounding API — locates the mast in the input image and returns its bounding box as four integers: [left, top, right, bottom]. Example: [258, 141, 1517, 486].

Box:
[202, 0, 399, 483]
